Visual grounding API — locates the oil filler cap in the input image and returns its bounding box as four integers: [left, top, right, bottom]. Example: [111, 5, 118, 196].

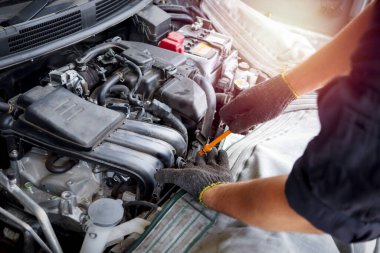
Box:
[88, 198, 124, 227]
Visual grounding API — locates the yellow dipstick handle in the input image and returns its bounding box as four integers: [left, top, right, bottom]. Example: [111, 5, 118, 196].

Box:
[198, 130, 231, 156]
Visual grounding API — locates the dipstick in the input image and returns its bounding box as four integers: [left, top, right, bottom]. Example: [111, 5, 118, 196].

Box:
[198, 130, 231, 156]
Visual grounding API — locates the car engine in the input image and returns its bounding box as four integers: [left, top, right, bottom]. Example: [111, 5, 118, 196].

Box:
[0, 2, 262, 252]
[0, 39, 215, 251]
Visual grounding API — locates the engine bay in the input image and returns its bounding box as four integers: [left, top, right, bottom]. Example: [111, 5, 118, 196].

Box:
[0, 2, 264, 252]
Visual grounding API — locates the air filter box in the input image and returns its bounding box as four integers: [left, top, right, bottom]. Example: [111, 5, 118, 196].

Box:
[156, 76, 207, 123]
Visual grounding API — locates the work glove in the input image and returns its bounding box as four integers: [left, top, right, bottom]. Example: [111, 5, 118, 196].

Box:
[154, 149, 232, 205]
[219, 74, 298, 133]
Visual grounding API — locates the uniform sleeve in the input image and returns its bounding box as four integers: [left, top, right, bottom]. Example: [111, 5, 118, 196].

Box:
[285, 2, 380, 243]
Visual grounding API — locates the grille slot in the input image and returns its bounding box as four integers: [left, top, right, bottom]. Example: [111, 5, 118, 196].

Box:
[8, 11, 82, 53]
[96, 0, 131, 21]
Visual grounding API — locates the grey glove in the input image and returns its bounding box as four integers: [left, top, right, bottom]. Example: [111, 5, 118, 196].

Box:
[219, 74, 297, 133]
[154, 149, 231, 200]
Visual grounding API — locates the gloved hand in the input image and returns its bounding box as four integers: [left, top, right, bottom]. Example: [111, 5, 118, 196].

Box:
[155, 149, 231, 204]
[219, 74, 298, 133]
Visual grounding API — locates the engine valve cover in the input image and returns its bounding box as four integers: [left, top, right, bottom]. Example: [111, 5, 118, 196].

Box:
[7, 86, 187, 196]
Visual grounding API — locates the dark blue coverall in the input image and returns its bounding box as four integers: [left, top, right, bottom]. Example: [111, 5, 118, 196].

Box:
[286, 2, 380, 243]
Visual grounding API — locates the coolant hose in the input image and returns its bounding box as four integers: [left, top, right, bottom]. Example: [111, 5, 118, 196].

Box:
[194, 75, 217, 138]
[110, 85, 130, 95]
[146, 100, 188, 146]
[125, 60, 143, 106]
[170, 13, 194, 24]
[97, 73, 122, 106]
[113, 55, 143, 107]
[157, 4, 206, 19]
[76, 42, 130, 67]
[123, 200, 159, 210]
[45, 153, 76, 174]
[97, 59, 143, 106]
[158, 5, 192, 16]
[110, 85, 130, 99]
[163, 111, 188, 146]
[91, 83, 130, 101]
[55, 63, 75, 73]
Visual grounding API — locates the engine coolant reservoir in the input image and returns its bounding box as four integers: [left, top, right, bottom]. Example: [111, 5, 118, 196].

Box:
[234, 62, 251, 90]
[80, 199, 124, 253]
[234, 62, 260, 91]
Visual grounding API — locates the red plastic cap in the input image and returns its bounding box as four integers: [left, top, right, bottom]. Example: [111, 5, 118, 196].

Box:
[159, 32, 185, 54]
[167, 32, 185, 44]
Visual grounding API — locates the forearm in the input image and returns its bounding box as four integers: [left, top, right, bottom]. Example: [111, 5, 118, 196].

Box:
[287, 2, 375, 95]
[202, 175, 321, 234]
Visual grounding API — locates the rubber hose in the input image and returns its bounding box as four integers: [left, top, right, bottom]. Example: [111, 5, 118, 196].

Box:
[0, 102, 11, 114]
[76, 42, 130, 66]
[170, 13, 194, 24]
[146, 101, 188, 146]
[55, 63, 75, 73]
[125, 60, 143, 94]
[164, 112, 188, 145]
[45, 154, 76, 174]
[97, 73, 122, 106]
[92, 84, 130, 101]
[136, 108, 145, 120]
[158, 5, 192, 16]
[123, 200, 159, 210]
[110, 85, 130, 99]
[158, 4, 206, 19]
[125, 61, 143, 107]
[194, 75, 216, 138]
[113, 55, 143, 107]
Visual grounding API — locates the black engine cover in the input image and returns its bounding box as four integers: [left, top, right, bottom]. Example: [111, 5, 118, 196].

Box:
[5, 86, 187, 196]
[21, 87, 123, 150]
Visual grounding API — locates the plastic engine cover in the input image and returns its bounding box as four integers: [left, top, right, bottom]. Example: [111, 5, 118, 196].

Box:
[9, 86, 187, 196]
[156, 76, 207, 122]
[21, 87, 123, 150]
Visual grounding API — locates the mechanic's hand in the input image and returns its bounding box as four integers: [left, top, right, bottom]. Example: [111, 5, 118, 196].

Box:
[154, 149, 231, 201]
[219, 74, 297, 133]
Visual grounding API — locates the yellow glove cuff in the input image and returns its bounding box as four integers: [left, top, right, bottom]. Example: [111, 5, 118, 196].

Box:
[281, 71, 300, 99]
[7, 104, 13, 114]
[199, 182, 224, 208]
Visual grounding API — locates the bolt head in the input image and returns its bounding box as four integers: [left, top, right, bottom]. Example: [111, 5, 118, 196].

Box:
[9, 150, 18, 159]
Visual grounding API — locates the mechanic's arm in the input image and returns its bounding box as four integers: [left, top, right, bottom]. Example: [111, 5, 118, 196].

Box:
[202, 176, 322, 234]
[157, 2, 380, 242]
[213, 1, 380, 242]
[220, 2, 375, 133]
[287, 0, 375, 95]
